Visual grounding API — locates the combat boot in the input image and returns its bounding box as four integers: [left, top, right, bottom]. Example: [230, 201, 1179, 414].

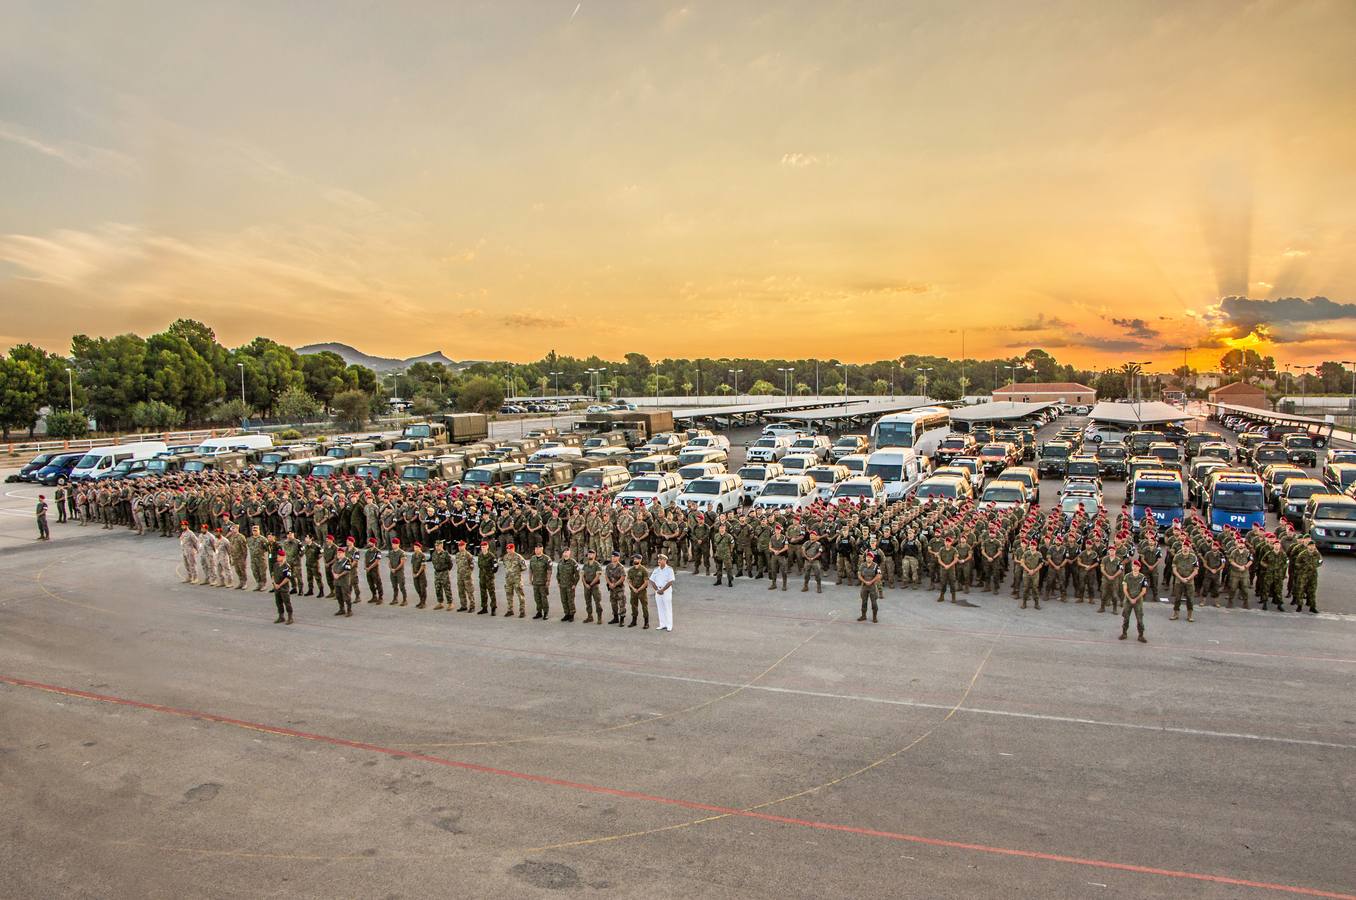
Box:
[816, 585, 822, 594]
[872, 612, 877, 623]
[801, 584, 808, 592]
[628, 616, 636, 627]
[726, 574, 734, 587]
[1169, 611, 1179, 620]
[857, 613, 867, 621]
[1186, 611, 1194, 622]
[286, 615, 294, 625]
[1118, 630, 1127, 640]
[1020, 599, 1027, 609]
[274, 615, 285, 624]
[584, 614, 594, 623]
[1137, 632, 1146, 643]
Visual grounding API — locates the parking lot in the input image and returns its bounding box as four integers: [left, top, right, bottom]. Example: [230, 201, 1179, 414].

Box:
[1, 413, 1354, 899]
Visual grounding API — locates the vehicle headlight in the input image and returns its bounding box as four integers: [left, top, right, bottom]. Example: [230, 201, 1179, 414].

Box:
[1313, 528, 1326, 536]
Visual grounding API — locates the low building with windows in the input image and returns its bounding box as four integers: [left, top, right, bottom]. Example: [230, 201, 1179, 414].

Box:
[1208, 381, 1269, 410]
[991, 382, 1096, 404]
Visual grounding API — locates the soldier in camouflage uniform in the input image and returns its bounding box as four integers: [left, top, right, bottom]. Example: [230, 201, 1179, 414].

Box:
[712, 523, 734, 587]
[501, 542, 526, 617]
[454, 540, 475, 611]
[606, 551, 628, 625]
[556, 548, 579, 622]
[581, 549, 603, 624]
[476, 540, 498, 614]
[529, 545, 552, 619]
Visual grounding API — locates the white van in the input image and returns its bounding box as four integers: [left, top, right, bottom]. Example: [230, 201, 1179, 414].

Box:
[761, 423, 802, 439]
[685, 434, 732, 453]
[736, 462, 785, 502]
[676, 446, 728, 468]
[196, 433, 274, 457]
[789, 434, 833, 462]
[529, 446, 583, 464]
[627, 454, 680, 476]
[830, 475, 886, 506]
[616, 472, 685, 508]
[676, 473, 745, 514]
[804, 464, 851, 501]
[864, 447, 924, 501]
[779, 453, 820, 477]
[752, 475, 817, 511]
[746, 434, 793, 462]
[677, 461, 726, 484]
[70, 441, 169, 481]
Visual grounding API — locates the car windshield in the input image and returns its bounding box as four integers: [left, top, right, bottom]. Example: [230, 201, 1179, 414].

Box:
[1098, 447, 1126, 459]
[1062, 496, 1097, 512]
[261, 453, 284, 464]
[404, 424, 432, 438]
[836, 484, 873, 497]
[835, 438, 859, 447]
[1285, 484, 1322, 500]
[183, 461, 206, 472]
[843, 459, 865, 473]
[737, 468, 765, 481]
[1067, 464, 1098, 477]
[916, 482, 958, 499]
[782, 458, 808, 471]
[1287, 437, 1314, 448]
[145, 459, 168, 471]
[754, 438, 777, 447]
[1213, 486, 1264, 511]
[312, 465, 337, 476]
[983, 488, 1023, 503]
[356, 466, 381, 478]
[1313, 503, 1356, 521]
[686, 481, 720, 494]
[574, 473, 603, 488]
[808, 470, 836, 484]
[277, 464, 303, 475]
[940, 438, 968, 449]
[1334, 470, 1356, 488]
[866, 463, 902, 482]
[629, 478, 660, 492]
[1133, 484, 1182, 507]
[980, 446, 1005, 457]
[762, 482, 802, 497]
[1042, 446, 1069, 458]
[463, 470, 492, 484]
[513, 471, 542, 484]
[75, 453, 100, 469]
[1151, 448, 1180, 461]
[792, 439, 816, 448]
[402, 466, 429, 479]
[873, 423, 913, 447]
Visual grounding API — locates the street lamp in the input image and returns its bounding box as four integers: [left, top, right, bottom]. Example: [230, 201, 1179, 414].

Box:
[1295, 364, 1315, 411]
[841, 363, 849, 397]
[65, 367, 74, 413]
[236, 362, 247, 426]
[728, 368, 742, 405]
[432, 374, 442, 398]
[550, 370, 563, 397]
[918, 366, 934, 399]
[1343, 361, 1356, 428]
[777, 367, 794, 404]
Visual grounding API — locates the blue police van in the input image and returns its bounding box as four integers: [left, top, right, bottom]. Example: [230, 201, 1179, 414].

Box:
[1206, 473, 1267, 532]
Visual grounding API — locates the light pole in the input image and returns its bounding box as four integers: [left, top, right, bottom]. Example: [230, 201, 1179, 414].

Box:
[1295, 364, 1315, 412]
[1003, 364, 1019, 396]
[918, 366, 933, 399]
[841, 363, 849, 398]
[65, 367, 74, 413]
[729, 368, 742, 405]
[814, 360, 820, 398]
[236, 362, 246, 426]
[550, 371, 563, 397]
[777, 367, 793, 404]
[1343, 361, 1356, 429]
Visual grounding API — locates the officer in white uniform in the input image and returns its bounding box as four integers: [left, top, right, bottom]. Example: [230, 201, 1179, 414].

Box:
[650, 553, 675, 632]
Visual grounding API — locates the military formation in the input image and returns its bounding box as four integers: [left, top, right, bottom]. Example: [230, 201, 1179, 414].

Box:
[51, 469, 1327, 638]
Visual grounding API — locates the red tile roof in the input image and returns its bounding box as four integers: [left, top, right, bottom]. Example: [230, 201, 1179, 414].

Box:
[993, 382, 1094, 393]
[1209, 381, 1266, 396]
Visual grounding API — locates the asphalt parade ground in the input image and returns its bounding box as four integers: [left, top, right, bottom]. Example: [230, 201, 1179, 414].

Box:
[1, 420, 1354, 899]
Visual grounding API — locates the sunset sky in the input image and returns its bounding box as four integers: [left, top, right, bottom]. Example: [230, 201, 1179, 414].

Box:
[2, 1, 1355, 369]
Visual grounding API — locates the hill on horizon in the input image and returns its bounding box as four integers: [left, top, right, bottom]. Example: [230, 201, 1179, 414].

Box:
[296, 342, 464, 373]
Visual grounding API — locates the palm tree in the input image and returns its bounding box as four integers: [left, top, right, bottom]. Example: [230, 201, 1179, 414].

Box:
[1120, 362, 1143, 402]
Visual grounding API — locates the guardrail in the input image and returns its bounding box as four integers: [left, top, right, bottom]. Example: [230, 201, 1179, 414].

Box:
[3, 427, 242, 458]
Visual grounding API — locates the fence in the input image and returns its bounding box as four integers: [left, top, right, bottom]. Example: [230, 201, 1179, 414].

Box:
[3, 427, 242, 458]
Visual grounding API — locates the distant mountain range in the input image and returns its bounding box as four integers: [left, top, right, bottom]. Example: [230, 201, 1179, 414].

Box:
[296, 342, 472, 373]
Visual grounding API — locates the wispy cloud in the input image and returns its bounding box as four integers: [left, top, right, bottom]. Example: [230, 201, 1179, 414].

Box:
[0, 119, 136, 174]
[780, 153, 822, 168]
[1109, 317, 1159, 339]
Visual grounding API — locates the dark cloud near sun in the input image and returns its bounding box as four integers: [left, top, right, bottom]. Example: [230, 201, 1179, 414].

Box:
[1109, 317, 1159, 340]
[1199, 295, 1356, 345]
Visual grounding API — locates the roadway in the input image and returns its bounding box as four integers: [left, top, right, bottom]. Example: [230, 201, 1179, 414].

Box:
[1, 414, 1353, 899]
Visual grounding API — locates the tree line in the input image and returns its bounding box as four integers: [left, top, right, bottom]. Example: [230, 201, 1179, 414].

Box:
[5, 321, 1353, 439]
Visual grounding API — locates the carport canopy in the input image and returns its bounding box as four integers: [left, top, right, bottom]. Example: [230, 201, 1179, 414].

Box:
[949, 401, 1056, 423]
[1089, 401, 1189, 427]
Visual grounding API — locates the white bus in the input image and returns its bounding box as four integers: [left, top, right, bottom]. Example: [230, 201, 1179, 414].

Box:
[868, 407, 952, 458]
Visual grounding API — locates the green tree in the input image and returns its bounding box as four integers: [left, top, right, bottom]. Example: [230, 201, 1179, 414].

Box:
[410, 396, 439, 416]
[928, 377, 961, 401]
[456, 376, 505, 413]
[1318, 361, 1349, 393]
[71, 333, 148, 430]
[331, 389, 371, 430]
[1094, 369, 1128, 400]
[206, 398, 253, 425]
[235, 338, 305, 414]
[715, 383, 733, 395]
[274, 386, 324, 422]
[144, 331, 218, 419]
[301, 351, 352, 407]
[348, 364, 378, 394]
[747, 379, 777, 395]
[795, 382, 811, 395]
[165, 319, 229, 396]
[130, 399, 185, 430]
[8, 343, 82, 412]
[0, 356, 44, 438]
[44, 409, 88, 439]
[871, 378, 889, 394]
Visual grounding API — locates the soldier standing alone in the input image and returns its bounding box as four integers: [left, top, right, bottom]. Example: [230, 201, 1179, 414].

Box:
[502, 543, 526, 618]
[529, 545, 552, 620]
[272, 550, 294, 625]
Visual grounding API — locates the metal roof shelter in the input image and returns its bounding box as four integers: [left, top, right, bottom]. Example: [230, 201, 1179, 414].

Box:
[1207, 401, 1338, 444]
[761, 396, 934, 424]
[672, 397, 865, 422]
[950, 401, 1056, 423]
[1089, 401, 1190, 426]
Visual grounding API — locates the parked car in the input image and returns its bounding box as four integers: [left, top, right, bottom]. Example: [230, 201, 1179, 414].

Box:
[980, 479, 1030, 510]
[676, 473, 745, 513]
[736, 463, 784, 502]
[788, 434, 833, 462]
[746, 434, 793, 462]
[616, 472, 685, 508]
[829, 475, 886, 506]
[830, 434, 869, 460]
[751, 475, 817, 511]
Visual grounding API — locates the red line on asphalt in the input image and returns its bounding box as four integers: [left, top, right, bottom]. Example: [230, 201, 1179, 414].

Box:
[2, 674, 1352, 899]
